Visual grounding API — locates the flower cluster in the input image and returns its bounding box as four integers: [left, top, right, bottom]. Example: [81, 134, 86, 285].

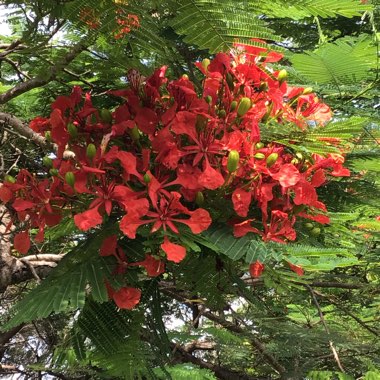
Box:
[0, 42, 350, 309]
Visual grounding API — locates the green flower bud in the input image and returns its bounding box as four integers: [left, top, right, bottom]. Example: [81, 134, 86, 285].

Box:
[266, 152, 278, 167]
[182, 74, 189, 80]
[42, 156, 53, 168]
[4, 175, 16, 183]
[218, 109, 226, 118]
[45, 131, 52, 142]
[255, 142, 264, 149]
[195, 191, 204, 206]
[230, 101, 238, 112]
[278, 69, 288, 83]
[67, 123, 78, 139]
[130, 126, 140, 141]
[237, 97, 252, 117]
[226, 72, 234, 90]
[205, 95, 212, 104]
[303, 87, 313, 95]
[86, 143, 96, 160]
[227, 150, 240, 173]
[259, 81, 268, 91]
[49, 168, 59, 177]
[65, 171, 75, 187]
[201, 58, 210, 71]
[254, 153, 266, 160]
[310, 227, 321, 236]
[305, 222, 314, 230]
[143, 173, 151, 184]
[99, 109, 113, 124]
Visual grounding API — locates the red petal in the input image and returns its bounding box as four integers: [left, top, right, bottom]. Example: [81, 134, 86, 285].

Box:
[100, 235, 118, 256]
[14, 231, 30, 254]
[288, 262, 304, 276]
[184, 208, 212, 234]
[198, 161, 224, 190]
[12, 199, 35, 211]
[271, 164, 300, 188]
[118, 151, 141, 178]
[249, 261, 265, 278]
[135, 107, 158, 135]
[74, 207, 103, 231]
[112, 287, 141, 309]
[119, 211, 146, 238]
[138, 254, 165, 277]
[311, 169, 326, 187]
[232, 188, 252, 217]
[293, 180, 318, 206]
[0, 186, 13, 203]
[161, 237, 186, 263]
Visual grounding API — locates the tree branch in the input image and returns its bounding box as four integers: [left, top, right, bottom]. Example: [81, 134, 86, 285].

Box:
[0, 39, 88, 104]
[161, 285, 286, 375]
[305, 284, 346, 373]
[0, 112, 54, 151]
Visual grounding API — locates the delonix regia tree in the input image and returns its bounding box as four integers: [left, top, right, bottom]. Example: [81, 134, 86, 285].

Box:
[0, 1, 379, 379]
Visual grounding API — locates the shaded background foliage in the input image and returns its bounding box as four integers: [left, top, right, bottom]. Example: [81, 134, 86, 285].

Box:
[0, 0, 379, 379]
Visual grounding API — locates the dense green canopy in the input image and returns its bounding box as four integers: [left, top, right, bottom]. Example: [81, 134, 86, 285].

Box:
[0, 1, 379, 379]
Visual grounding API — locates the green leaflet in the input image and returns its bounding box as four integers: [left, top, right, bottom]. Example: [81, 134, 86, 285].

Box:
[170, 0, 278, 53]
[291, 36, 377, 87]
[259, 0, 372, 19]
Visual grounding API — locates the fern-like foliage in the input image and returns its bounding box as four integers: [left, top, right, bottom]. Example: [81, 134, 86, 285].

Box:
[170, 0, 279, 53]
[1, 226, 122, 330]
[260, 0, 372, 19]
[291, 36, 377, 87]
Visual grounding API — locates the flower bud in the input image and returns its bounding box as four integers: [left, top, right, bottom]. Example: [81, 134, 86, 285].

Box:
[254, 153, 265, 160]
[49, 168, 59, 177]
[303, 87, 313, 95]
[130, 126, 140, 141]
[230, 101, 237, 112]
[201, 58, 210, 71]
[218, 109, 226, 118]
[67, 123, 78, 139]
[278, 69, 287, 83]
[45, 131, 52, 142]
[266, 152, 278, 167]
[99, 109, 113, 124]
[237, 97, 252, 117]
[227, 150, 240, 172]
[42, 156, 53, 168]
[205, 95, 212, 104]
[255, 142, 264, 149]
[305, 222, 314, 230]
[86, 143, 96, 160]
[226, 72, 234, 90]
[195, 191, 204, 206]
[4, 175, 16, 183]
[143, 173, 151, 184]
[65, 171, 75, 187]
[259, 81, 268, 91]
[182, 74, 189, 80]
[310, 227, 321, 236]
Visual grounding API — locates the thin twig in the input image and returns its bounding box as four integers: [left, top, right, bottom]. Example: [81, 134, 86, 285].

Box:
[305, 284, 345, 372]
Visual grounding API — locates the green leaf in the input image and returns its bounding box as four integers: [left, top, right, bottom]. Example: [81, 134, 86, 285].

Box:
[291, 36, 377, 87]
[171, 0, 278, 53]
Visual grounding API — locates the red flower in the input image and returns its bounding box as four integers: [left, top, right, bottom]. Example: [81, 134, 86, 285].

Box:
[136, 254, 166, 276]
[161, 236, 186, 263]
[112, 287, 141, 309]
[249, 261, 265, 278]
[14, 230, 31, 254]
